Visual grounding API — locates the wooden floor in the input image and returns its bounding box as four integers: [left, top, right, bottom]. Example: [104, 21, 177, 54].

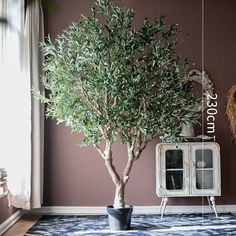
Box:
[3, 215, 41, 236]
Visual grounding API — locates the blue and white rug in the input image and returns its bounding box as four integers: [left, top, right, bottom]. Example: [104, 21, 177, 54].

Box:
[25, 213, 236, 235]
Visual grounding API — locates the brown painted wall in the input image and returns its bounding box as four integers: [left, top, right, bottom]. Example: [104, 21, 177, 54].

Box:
[43, 0, 236, 206]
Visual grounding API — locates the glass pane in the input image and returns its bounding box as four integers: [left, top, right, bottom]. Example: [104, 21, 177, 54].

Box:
[166, 150, 183, 169]
[166, 171, 183, 190]
[196, 170, 213, 189]
[196, 149, 213, 168]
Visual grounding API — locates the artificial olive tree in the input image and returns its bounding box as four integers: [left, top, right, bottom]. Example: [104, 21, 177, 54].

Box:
[35, 0, 199, 209]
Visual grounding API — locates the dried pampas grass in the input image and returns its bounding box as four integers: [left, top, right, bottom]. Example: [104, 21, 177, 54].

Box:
[226, 84, 236, 141]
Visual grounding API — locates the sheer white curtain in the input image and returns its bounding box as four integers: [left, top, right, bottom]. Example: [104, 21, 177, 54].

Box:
[24, 0, 44, 209]
[0, 0, 44, 210]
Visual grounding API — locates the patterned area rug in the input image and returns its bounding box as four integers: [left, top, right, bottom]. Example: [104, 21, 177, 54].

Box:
[25, 213, 236, 235]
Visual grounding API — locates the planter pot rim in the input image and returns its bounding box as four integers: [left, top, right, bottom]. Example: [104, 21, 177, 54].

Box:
[107, 205, 133, 210]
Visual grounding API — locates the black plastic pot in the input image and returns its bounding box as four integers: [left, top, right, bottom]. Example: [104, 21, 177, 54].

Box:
[107, 205, 133, 230]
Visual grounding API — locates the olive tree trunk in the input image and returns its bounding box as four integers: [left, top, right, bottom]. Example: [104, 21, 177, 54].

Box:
[96, 140, 143, 209]
[114, 181, 125, 209]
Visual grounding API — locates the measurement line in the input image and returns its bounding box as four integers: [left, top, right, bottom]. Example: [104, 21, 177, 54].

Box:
[201, 0, 205, 219]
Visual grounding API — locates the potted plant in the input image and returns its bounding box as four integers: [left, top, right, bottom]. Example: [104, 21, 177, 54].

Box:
[34, 0, 199, 230]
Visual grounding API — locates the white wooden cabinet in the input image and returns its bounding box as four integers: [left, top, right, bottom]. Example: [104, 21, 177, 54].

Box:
[156, 142, 221, 217]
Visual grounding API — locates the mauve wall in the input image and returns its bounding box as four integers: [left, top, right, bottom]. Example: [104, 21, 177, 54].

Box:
[43, 0, 236, 206]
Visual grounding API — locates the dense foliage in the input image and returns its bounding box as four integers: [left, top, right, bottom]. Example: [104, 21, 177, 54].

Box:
[35, 0, 199, 147]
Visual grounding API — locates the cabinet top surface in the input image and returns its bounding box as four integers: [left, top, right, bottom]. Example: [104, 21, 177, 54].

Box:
[156, 142, 220, 152]
[156, 142, 219, 147]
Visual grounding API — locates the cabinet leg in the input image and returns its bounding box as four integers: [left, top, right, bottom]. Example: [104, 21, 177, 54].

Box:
[160, 197, 168, 219]
[160, 197, 164, 212]
[207, 196, 218, 218]
[207, 196, 213, 212]
[210, 196, 218, 218]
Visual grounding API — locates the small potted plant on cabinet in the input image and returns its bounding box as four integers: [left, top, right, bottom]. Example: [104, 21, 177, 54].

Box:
[34, 0, 199, 230]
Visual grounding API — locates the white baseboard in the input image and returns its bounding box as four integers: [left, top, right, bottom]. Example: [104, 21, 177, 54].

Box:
[0, 210, 24, 235]
[30, 206, 107, 215]
[29, 205, 236, 215]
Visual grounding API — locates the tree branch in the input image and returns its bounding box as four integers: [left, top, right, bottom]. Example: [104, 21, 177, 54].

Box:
[134, 134, 156, 160]
[80, 85, 103, 116]
[123, 143, 135, 185]
[93, 143, 104, 158]
[104, 141, 121, 185]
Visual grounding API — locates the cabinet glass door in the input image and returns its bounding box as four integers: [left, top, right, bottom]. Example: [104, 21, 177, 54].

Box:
[165, 150, 183, 190]
[191, 143, 221, 196]
[195, 149, 213, 190]
[156, 143, 189, 197]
